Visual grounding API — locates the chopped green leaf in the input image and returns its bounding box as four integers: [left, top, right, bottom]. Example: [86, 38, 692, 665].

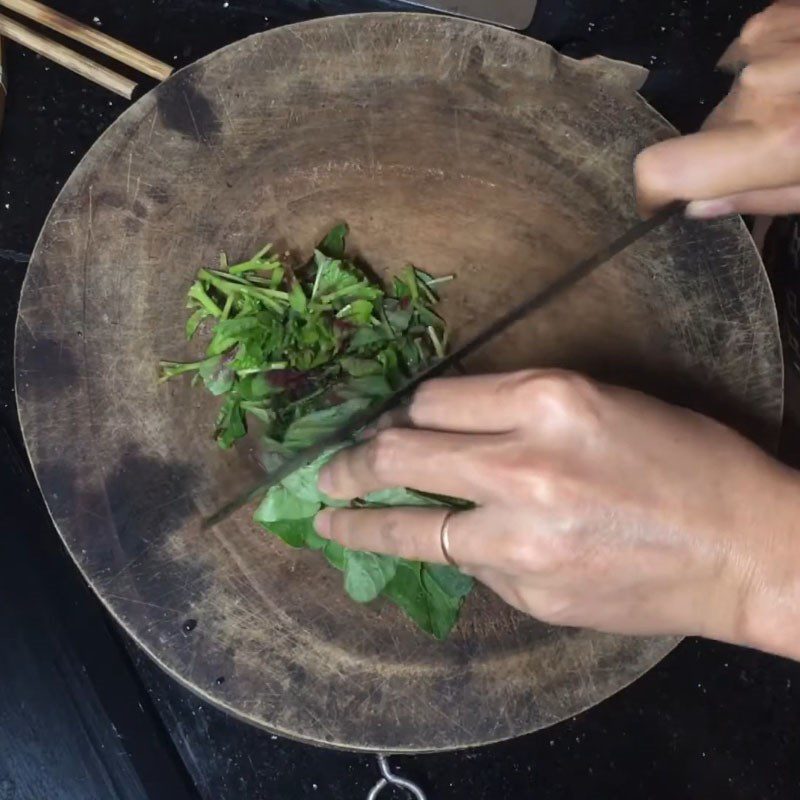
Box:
[214, 396, 246, 448]
[186, 308, 209, 340]
[340, 357, 382, 377]
[318, 223, 348, 259]
[290, 282, 307, 313]
[199, 355, 234, 396]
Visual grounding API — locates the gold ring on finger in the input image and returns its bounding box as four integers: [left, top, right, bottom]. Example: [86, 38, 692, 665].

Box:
[439, 510, 460, 568]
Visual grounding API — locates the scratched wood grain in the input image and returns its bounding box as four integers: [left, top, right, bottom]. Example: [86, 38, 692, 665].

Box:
[14, 14, 783, 752]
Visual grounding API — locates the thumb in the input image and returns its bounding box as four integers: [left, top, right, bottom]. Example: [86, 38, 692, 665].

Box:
[686, 186, 800, 218]
[635, 122, 798, 215]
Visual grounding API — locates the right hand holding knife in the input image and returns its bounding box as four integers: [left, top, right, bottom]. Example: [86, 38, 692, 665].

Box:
[315, 2, 800, 663]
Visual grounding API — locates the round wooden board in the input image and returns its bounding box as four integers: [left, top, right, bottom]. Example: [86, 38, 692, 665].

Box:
[16, 14, 782, 752]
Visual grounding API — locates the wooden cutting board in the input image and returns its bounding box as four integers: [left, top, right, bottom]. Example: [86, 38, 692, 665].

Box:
[15, 14, 782, 752]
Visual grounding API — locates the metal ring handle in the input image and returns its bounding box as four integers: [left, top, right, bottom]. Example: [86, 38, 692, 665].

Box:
[367, 756, 427, 800]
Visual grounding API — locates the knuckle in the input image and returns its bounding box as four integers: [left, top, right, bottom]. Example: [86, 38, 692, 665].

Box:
[739, 11, 769, 47]
[514, 371, 599, 425]
[523, 464, 563, 505]
[486, 440, 580, 507]
[497, 455, 556, 503]
[367, 428, 407, 479]
[377, 514, 405, 552]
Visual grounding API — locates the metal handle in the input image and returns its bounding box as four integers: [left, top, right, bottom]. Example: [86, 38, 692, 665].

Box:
[367, 755, 427, 800]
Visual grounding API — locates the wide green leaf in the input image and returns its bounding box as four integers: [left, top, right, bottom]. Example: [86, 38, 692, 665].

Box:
[323, 540, 347, 570]
[267, 518, 315, 548]
[279, 448, 350, 507]
[282, 399, 370, 450]
[425, 563, 474, 600]
[383, 562, 471, 640]
[382, 562, 433, 634]
[420, 564, 471, 640]
[254, 486, 320, 523]
[344, 551, 398, 603]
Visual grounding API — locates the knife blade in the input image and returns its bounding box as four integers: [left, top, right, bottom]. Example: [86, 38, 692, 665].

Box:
[202, 202, 683, 529]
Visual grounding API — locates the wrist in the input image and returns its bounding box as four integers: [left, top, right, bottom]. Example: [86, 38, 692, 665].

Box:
[730, 466, 800, 660]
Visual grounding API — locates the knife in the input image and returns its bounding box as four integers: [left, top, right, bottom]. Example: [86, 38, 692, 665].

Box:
[202, 202, 683, 529]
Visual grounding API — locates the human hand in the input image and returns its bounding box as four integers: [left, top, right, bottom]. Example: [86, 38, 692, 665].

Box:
[636, 0, 800, 218]
[316, 371, 800, 657]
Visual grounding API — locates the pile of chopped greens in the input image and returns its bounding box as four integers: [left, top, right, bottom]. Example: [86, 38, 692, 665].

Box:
[160, 225, 472, 639]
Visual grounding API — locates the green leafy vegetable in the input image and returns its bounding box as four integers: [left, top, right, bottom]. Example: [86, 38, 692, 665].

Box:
[383, 562, 473, 641]
[267, 518, 315, 549]
[160, 224, 472, 638]
[254, 486, 320, 523]
[344, 551, 398, 603]
[318, 223, 348, 259]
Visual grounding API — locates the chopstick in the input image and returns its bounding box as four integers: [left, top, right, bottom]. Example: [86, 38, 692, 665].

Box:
[0, 0, 172, 81]
[0, 13, 136, 98]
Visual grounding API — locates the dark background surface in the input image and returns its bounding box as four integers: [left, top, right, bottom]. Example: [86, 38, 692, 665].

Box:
[3, 1, 800, 798]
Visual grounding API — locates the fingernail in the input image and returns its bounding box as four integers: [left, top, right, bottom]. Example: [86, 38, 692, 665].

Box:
[314, 509, 332, 538]
[685, 199, 736, 219]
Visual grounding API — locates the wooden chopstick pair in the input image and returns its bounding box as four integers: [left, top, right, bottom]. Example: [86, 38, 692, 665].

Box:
[0, 0, 172, 98]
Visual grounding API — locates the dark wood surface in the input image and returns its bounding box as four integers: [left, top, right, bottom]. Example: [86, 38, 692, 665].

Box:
[14, 11, 782, 753]
[7, 0, 800, 797]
